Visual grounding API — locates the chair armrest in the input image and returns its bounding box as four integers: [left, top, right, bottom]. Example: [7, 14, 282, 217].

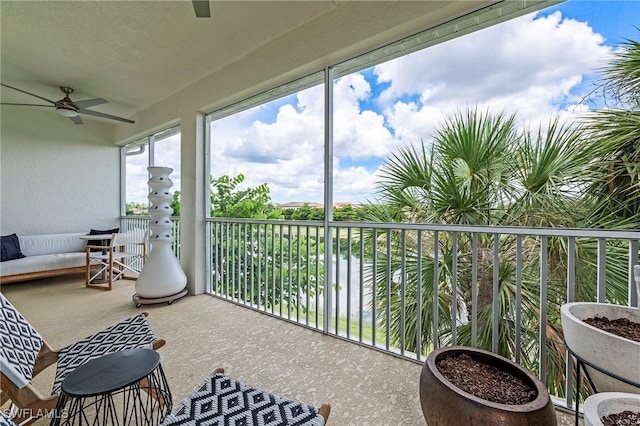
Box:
[153, 339, 166, 350]
[1, 372, 58, 424]
[32, 342, 59, 377]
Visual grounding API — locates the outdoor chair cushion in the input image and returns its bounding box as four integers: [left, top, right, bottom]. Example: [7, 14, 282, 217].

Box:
[0, 293, 159, 395]
[0, 411, 18, 426]
[0, 294, 44, 388]
[51, 313, 158, 394]
[161, 372, 325, 426]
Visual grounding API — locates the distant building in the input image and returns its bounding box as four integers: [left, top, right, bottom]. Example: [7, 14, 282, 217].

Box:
[275, 201, 356, 210]
[131, 208, 149, 215]
[333, 202, 354, 209]
[276, 202, 323, 210]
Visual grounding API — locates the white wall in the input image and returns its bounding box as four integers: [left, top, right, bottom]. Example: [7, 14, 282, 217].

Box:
[0, 107, 118, 235]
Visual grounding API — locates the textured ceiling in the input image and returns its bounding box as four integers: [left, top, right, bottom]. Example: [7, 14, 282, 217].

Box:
[1, 1, 548, 127]
[0, 0, 341, 121]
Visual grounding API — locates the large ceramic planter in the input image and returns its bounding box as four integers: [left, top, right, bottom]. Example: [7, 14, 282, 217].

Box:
[419, 346, 556, 426]
[583, 392, 640, 426]
[561, 302, 640, 394]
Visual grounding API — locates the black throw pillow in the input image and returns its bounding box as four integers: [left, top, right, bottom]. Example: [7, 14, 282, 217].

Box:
[88, 228, 120, 251]
[1, 233, 26, 262]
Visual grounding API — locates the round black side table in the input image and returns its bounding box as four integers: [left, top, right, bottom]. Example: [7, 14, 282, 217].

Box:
[50, 348, 172, 426]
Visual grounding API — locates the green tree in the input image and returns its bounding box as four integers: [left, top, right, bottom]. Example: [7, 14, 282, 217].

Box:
[583, 37, 640, 223]
[210, 174, 283, 219]
[170, 190, 181, 216]
[334, 204, 360, 221]
[210, 174, 324, 314]
[366, 107, 629, 396]
[290, 204, 324, 221]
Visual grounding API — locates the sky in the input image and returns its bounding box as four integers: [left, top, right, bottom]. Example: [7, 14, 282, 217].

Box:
[128, 0, 639, 206]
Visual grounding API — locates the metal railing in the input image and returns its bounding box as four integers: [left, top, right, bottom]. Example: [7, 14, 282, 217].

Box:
[120, 216, 182, 260]
[207, 217, 639, 408]
[123, 215, 639, 407]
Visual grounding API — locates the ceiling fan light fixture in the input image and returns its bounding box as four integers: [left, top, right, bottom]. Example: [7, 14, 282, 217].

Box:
[56, 106, 79, 117]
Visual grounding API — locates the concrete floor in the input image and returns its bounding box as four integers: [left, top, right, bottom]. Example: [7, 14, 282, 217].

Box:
[1, 274, 580, 425]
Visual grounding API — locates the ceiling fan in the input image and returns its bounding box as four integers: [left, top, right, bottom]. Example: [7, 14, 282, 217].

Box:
[0, 83, 135, 125]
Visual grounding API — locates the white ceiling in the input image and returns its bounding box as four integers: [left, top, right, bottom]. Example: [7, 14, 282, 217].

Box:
[1, 1, 553, 129]
[1, 1, 346, 122]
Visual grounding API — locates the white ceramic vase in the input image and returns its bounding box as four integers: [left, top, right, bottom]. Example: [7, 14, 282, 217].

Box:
[583, 392, 640, 426]
[135, 167, 187, 298]
[561, 302, 640, 394]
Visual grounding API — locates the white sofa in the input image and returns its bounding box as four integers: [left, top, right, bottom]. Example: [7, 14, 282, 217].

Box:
[0, 233, 92, 283]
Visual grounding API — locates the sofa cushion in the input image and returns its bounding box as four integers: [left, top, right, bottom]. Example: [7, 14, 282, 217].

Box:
[1, 234, 26, 262]
[18, 233, 88, 257]
[0, 253, 91, 277]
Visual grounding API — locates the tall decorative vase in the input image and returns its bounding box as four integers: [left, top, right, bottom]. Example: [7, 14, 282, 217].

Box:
[133, 167, 187, 306]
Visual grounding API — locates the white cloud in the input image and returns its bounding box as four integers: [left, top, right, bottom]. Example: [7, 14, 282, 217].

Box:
[332, 74, 396, 160]
[210, 87, 325, 203]
[377, 11, 611, 126]
[385, 102, 444, 147]
[332, 159, 379, 204]
[188, 7, 618, 206]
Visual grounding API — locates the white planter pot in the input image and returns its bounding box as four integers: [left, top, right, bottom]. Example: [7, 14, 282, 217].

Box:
[584, 392, 640, 426]
[561, 302, 640, 394]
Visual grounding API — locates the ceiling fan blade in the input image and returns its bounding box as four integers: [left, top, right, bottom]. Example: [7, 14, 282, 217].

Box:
[70, 115, 83, 125]
[73, 98, 108, 109]
[79, 108, 135, 124]
[1, 102, 53, 107]
[192, 0, 210, 18]
[0, 83, 56, 104]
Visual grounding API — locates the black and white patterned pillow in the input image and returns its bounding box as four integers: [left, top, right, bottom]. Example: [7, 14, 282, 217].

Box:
[161, 373, 325, 426]
[0, 293, 43, 388]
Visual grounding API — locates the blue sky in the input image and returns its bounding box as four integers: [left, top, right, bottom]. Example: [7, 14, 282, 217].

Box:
[129, 1, 639, 205]
[543, 1, 639, 46]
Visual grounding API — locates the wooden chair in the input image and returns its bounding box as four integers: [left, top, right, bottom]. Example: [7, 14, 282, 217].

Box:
[161, 367, 331, 425]
[0, 293, 165, 425]
[85, 231, 148, 290]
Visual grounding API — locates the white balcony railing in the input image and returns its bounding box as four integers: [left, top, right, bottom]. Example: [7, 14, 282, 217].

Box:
[123, 215, 639, 408]
[121, 216, 181, 261]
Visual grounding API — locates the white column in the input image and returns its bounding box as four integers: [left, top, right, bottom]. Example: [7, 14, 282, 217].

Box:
[179, 112, 207, 295]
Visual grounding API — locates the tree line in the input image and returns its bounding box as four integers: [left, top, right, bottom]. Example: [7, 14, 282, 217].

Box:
[128, 174, 380, 222]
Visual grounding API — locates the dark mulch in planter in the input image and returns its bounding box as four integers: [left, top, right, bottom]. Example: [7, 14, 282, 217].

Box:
[436, 353, 536, 405]
[602, 410, 640, 425]
[583, 316, 640, 342]
[582, 316, 640, 425]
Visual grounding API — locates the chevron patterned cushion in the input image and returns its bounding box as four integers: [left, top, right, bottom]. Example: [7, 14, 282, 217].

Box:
[161, 373, 325, 426]
[0, 293, 44, 389]
[0, 411, 18, 426]
[51, 313, 158, 394]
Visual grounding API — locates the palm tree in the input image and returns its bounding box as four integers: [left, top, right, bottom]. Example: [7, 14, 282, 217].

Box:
[355, 35, 638, 397]
[363, 106, 631, 395]
[584, 37, 640, 223]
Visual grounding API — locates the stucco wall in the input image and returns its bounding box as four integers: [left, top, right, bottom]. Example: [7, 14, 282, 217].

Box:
[0, 107, 119, 236]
